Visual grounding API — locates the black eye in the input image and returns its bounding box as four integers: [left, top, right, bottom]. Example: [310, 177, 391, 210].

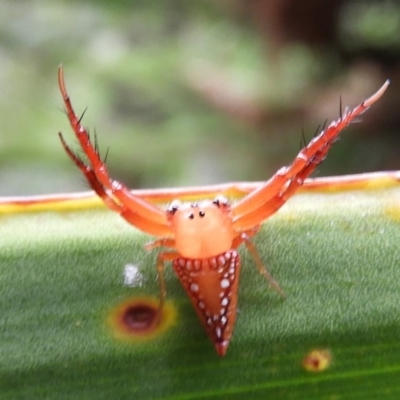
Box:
[213, 195, 229, 208]
[199, 211, 205, 218]
[188, 213, 194, 219]
[167, 199, 181, 214]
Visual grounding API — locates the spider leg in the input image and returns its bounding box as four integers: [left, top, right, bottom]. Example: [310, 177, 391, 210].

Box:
[233, 230, 285, 298]
[233, 158, 319, 231]
[144, 238, 176, 251]
[232, 80, 389, 228]
[58, 65, 171, 235]
[59, 131, 172, 237]
[154, 251, 180, 322]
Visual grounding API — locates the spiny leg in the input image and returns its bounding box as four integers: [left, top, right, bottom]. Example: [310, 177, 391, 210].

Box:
[58, 65, 170, 230]
[232, 80, 389, 223]
[61, 118, 178, 319]
[59, 132, 121, 212]
[233, 230, 286, 298]
[59, 132, 172, 236]
[232, 81, 389, 295]
[232, 157, 320, 231]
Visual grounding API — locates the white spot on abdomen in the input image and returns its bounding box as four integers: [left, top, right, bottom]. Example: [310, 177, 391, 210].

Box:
[221, 297, 229, 306]
[190, 282, 199, 292]
[215, 327, 222, 338]
[220, 278, 230, 289]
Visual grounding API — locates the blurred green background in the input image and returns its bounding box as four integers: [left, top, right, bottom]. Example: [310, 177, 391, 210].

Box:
[0, 0, 399, 196]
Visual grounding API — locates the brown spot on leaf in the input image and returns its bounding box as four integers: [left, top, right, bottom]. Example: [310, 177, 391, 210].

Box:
[302, 349, 332, 372]
[108, 297, 176, 342]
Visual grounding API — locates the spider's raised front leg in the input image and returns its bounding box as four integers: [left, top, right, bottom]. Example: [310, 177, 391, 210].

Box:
[232, 80, 389, 232]
[58, 65, 173, 237]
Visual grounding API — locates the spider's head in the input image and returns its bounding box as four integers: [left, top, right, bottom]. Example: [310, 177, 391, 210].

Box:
[167, 195, 234, 259]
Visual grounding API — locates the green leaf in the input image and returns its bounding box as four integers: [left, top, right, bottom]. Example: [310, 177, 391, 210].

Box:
[1, 180, 400, 399]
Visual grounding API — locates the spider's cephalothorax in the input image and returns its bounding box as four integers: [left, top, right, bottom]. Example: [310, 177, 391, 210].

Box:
[167, 198, 234, 259]
[58, 65, 388, 356]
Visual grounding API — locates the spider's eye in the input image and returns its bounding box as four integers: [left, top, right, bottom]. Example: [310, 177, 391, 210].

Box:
[199, 211, 205, 218]
[213, 195, 229, 208]
[167, 199, 181, 215]
[188, 213, 194, 220]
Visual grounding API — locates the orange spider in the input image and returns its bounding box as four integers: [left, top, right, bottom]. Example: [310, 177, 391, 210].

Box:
[57, 65, 388, 356]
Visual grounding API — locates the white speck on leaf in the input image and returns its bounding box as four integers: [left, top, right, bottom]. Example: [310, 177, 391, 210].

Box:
[123, 264, 144, 287]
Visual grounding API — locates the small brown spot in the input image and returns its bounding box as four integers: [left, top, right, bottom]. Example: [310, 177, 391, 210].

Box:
[302, 349, 332, 372]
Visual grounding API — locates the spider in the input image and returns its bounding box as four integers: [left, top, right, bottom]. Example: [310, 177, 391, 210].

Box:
[57, 65, 388, 356]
